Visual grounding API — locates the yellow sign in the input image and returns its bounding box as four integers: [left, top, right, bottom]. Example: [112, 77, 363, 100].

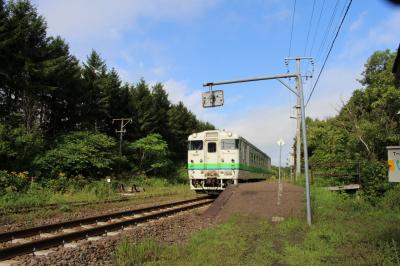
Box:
[388, 160, 395, 172]
[387, 146, 400, 182]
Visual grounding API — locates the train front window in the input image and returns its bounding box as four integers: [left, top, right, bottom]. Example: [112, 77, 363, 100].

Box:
[188, 140, 203, 151]
[221, 139, 239, 150]
[208, 142, 217, 153]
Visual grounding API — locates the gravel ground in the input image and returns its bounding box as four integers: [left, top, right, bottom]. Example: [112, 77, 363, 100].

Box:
[0, 194, 196, 233]
[11, 206, 213, 266]
[203, 181, 304, 222]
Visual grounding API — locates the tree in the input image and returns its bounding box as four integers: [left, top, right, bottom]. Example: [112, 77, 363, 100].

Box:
[131, 79, 158, 137]
[0, 1, 50, 132]
[151, 83, 171, 141]
[0, 122, 44, 171]
[129, 134, 172, 176]
[82, 50, 110, 132]
[306, 49, 399, 199]
[40, 37, 84, 136]
[34, 132, 118, 178]
[167, 102, 198, 161]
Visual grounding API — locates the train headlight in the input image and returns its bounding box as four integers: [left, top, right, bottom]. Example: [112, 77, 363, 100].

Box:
[193, 133, 197, 138]
[231, 159, 235, 163]
[200, 159, 203, 163]
[228, 132, 232, 137]
[190, 160, 194, 163]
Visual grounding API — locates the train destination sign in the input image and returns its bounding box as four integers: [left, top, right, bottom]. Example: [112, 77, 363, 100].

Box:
[202, 90, 224, 108]
[387, 146, 400, 182]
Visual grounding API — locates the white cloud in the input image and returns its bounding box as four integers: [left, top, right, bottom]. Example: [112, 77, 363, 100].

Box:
[220, 104, 295, 165]
[349, 11, 367, 32]
[35, 0, 218, 38]
[340, 11, 400, 59]
[368, 11, 400, 46]
[305, 64, 362, 118]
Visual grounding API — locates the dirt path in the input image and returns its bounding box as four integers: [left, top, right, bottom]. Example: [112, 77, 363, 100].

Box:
[204, 181, 304, 222]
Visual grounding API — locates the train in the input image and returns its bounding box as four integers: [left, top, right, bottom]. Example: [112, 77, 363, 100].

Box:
[188, 130, 271, 193]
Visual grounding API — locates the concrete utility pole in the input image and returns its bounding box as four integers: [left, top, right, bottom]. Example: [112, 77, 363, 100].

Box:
[203, 57, 313, 225]
[285, 57, 313, 178]
[112, 118, 132, 156]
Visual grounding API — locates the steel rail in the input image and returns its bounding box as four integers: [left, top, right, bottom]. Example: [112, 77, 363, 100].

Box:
[0, 196, 210, 242]
[0, 197, 213, 261]
[0, 198, 129, 215]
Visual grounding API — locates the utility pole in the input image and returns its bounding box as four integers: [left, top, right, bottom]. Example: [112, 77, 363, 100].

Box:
[285, 57, 313, 179]
[203, 56, 313, 225]
[112, 118, 132, 156]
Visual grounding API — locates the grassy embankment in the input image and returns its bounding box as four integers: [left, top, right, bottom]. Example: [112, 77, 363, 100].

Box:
[115, 183, 400, 265]
[0, 174, 193, 215]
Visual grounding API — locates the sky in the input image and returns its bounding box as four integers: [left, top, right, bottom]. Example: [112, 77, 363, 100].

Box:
[32, 0, 400, 165]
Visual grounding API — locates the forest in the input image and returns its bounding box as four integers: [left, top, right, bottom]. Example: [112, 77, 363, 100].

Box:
[0, 0, 214, 196]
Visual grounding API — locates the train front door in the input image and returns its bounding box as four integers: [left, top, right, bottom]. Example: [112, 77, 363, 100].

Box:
[205, 141, 218, 167]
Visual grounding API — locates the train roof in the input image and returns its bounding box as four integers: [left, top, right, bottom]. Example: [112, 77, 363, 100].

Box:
[188, 130, 270, 159]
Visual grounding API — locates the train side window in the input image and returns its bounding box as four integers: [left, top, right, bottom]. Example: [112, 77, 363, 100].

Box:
[221, 139, 239, 150]
[208, 142, 217, 153]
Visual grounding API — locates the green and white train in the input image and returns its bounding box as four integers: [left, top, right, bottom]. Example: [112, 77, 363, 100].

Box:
[188, 130, 271, 193]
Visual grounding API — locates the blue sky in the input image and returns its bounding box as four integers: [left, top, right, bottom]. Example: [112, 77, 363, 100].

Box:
[33, 0, 400, 165]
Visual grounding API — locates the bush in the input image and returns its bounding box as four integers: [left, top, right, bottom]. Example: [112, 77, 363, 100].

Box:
[0, 170, 32, 194]
[129, 134, 174, 177]
[34, 131, 119, 178]
[379, 183, 400, 210]
[0, 124, 44, 171]
[360, 160, 390, 203]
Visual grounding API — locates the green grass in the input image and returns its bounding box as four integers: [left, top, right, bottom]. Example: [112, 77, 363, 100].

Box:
[0, 177, 194, 214]
[115, 185, 400, 266]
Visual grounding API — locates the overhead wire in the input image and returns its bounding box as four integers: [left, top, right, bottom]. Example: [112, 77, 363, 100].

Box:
[305, 0, 353, 107]
[288, 0, 297, 57]
[315, 0, 341, 64]
[304, 0, 317, 56]
[308, 0, 326, 57]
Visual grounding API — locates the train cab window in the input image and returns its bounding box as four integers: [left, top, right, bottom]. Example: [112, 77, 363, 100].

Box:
[208, 142, 217, 153]
[188, 140, 203, 151]
[221, 139, 239, 150]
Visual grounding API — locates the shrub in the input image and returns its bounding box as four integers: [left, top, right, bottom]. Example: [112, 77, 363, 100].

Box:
[379, 183, 400, 210]
[34, 131, 119, 178]
[129, 134, 173, 177]
[0, 170, 32, 194]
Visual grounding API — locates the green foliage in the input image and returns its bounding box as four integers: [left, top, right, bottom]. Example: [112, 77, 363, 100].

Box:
[116, 239, 162, 266]
[0, 170, 31, 194]
[129, 133, 173, 176]
[379, 184, 400, 211]
[0, 123, 44, 171]
[306, 49, 400, 199]
[34, 132, 119, 178]
[115, 188, 400, 266]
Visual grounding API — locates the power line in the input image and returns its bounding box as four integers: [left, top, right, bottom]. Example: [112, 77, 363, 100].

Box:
[320, 0, 350, 62]
[305, 0, 353, 107]
[309, 0, 326, 57]
[288, 0, 297, 57]
[315, 0, 341, 64]
[304, 0, 317, 56]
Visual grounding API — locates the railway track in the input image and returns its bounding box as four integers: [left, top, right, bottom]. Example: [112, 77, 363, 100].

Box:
[0, 191, 180, 215]
[0, 196, 213, 261]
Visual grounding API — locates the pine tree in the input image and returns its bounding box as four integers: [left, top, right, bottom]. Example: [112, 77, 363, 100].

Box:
[151, 83, 171, 141]
[131, 79, 158, 137]
[40, 36, 84, 136]
[167, 102, 198, 161]
[82, 50, 110, 132]
[0, 1, 49, 132]
[103, 68, 133, 136]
